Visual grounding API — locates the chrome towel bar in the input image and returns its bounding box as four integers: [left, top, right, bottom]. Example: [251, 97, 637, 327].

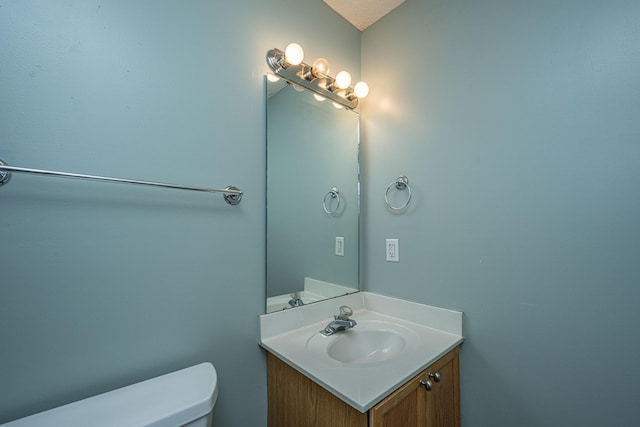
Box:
[0, 158, 243, 206]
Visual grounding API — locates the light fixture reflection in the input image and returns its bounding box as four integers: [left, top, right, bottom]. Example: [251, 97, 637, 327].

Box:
[313, 94, 326, 101]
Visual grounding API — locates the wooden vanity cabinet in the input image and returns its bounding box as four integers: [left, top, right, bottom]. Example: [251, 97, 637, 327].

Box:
[369, 346, 460, 427]
[267, 346, 460, 427]
[267, 352, 368, 427]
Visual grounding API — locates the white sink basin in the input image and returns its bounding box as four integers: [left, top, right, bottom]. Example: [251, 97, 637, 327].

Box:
[327, 329, 405, 364]
[306, 320, 419, 366]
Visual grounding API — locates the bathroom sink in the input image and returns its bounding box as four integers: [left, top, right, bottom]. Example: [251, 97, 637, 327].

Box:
[306, 320, 418, 366]
[260, 292, 464, 411]
[327, 329, 405, 364]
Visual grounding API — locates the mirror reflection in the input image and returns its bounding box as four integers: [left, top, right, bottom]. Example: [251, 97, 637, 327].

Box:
[266, 77, 359, 313]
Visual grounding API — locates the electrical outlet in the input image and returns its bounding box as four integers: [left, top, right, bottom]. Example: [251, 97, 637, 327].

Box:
[386, 239, 399, 262]
[335, 237, 345, 257]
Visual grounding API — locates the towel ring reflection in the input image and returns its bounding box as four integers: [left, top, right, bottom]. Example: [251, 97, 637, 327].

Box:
[323, 186, 341, 215]
[385, 176, 412, 211]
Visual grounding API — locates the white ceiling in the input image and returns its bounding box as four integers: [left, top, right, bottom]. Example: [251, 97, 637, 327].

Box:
[322, 0, 406, 31]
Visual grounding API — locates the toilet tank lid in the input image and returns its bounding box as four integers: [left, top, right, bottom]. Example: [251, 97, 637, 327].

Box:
[2, 362, 218, 427]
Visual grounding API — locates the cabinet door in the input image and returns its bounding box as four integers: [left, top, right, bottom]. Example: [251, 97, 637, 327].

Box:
[267, 352, 368, 427]
[425, 347, 460, 427]
[369, 372, 427, 427]
[369, 347, 461, 427]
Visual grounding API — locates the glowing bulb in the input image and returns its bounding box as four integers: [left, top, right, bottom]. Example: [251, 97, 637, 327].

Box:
[266, 73, 280, 83]
[354, 81, 369, 98]
[311, 58, 330, 78]
[335, 71, 351, 89]
[313, 94, 326, 101]
[332, 101, 344, 109]
[284, 43, 304, 66]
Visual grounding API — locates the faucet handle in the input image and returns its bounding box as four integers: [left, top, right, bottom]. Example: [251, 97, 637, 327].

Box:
[336, 305, 353, 320]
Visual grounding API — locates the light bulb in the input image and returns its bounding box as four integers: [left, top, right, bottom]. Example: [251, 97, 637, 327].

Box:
[284, 43, 304, 66]
[311, 58, 330, 78]
[354, 81, 369, 98]
[335, 71, 352, 89]
[313, 94, 326, 101]
[332, 101, 344, 109]
[266, 73, 280, 83]
[291, 84, 304, 92]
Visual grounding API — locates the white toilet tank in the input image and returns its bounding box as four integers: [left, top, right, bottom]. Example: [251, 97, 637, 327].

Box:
[1, 362, 218, 427]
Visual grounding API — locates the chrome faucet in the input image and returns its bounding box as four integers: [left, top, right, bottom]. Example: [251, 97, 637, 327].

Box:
[321, 305, 357, 336]
[288, 292, 304, 308]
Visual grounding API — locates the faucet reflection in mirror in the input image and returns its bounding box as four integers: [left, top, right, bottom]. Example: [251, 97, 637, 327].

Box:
[266, 43, 368, 110]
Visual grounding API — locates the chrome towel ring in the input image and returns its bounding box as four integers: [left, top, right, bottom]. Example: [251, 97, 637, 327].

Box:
[385, 176, 412, 211]
[323, 186, 341, 215]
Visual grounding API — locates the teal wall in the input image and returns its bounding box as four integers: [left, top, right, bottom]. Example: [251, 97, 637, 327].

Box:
[0, 1, 360, 425]
[361, 0, 640, 425]
[5, 0, 638, 425]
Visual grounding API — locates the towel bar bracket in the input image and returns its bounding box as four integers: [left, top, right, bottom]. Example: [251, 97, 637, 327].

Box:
[0, 159, 11, 186]
[222, 186, 243, 205]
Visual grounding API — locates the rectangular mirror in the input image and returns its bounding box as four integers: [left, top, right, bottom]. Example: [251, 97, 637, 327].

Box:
[266, 77, 360, 313]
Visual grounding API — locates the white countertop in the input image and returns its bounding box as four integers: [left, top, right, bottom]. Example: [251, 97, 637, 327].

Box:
[259, 292, 464, 412]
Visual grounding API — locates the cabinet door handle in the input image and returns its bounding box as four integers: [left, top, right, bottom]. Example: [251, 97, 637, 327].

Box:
[419, 379, 433, 391]
[428, 371, 441, 383]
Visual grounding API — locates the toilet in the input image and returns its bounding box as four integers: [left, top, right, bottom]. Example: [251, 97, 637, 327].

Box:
[1, 362, 218, 427]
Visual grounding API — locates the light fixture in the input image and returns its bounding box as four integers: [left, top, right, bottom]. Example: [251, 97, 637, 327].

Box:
[266, 43, 368, 110]
[311, 58, 330, 78]
[335, 71, 351, 89]
[354, 81, 369, 99]
[284, 43, 304, 66]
